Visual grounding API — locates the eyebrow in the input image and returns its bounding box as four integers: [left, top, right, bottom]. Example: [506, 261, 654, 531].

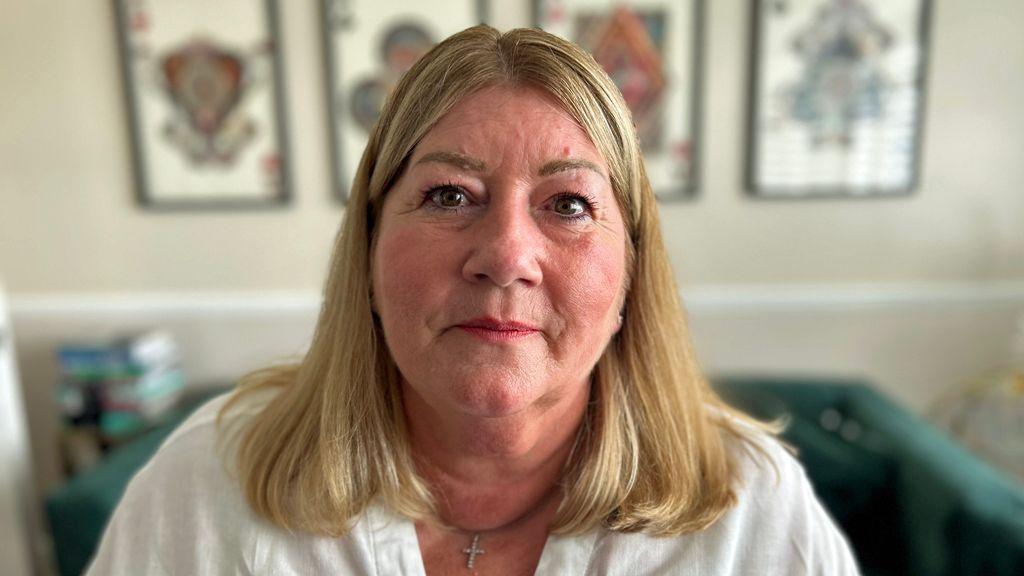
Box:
[538, 158, 606, 179]
[415, 151, 486, 172]
[414, 151, 606, 179]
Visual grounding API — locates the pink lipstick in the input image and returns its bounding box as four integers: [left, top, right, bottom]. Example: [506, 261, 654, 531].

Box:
[456, 317, 540, 342]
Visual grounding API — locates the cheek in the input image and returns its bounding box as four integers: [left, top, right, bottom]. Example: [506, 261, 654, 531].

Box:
[552, 235, 625, 328]
[373, 224, 451, 325]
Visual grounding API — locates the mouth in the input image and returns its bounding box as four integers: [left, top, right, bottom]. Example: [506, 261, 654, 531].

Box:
[455, 317, 540, 342]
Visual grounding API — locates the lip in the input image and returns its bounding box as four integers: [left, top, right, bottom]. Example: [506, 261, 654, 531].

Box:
[455, 317, 540, 342]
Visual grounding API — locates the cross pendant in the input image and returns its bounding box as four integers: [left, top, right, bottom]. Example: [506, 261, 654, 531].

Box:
[462, 533, 485, 569]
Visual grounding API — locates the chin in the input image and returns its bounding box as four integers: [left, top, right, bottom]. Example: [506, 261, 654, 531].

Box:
[445, 370, 542, 419]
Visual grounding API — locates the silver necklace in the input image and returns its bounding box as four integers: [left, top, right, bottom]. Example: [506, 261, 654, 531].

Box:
[462, 533, 485, 569]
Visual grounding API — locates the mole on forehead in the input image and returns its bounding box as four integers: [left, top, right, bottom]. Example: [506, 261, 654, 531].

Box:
[415, 151, 606, 179]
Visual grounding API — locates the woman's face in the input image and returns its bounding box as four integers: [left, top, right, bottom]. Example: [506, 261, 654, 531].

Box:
[372, 86, 628, 420]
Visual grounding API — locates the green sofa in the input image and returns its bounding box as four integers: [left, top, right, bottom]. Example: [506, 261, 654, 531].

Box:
[716, 376, 1024, 576]
[46, 379, 1024, 576]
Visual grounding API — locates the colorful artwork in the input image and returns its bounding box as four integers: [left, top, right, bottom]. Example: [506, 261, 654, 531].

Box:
[783, 0, 894, 147]
[159, 38, 257, 164]
[575, 8, 668, 151]
[536, 0, 703, 200]
[349, 77, 391, 133]
[348, 22, 436, 133]
[324, 0, 484, 202]
[116, 0, 290, 208]
[748, 0, 931, 197]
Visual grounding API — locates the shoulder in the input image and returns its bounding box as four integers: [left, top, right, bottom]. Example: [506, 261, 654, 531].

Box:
[707, 425, 862, 575]
[85, 388, 279, 575]
[88, 386, 388, 575]
[727, 421, 808, 507]
[590, 425, 861, 575]
[120, 386, 280, 494]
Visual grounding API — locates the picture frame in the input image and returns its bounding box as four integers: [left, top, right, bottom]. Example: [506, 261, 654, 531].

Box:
[115, 0, 291, 210]
[323, 0, 488, 203]
[746, 0, 933, 199]
[534, 0, 705, 201]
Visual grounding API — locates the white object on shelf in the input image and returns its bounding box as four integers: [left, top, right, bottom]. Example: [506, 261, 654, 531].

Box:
[931, 311, 1024, 483]
[0, 283, 35, 576]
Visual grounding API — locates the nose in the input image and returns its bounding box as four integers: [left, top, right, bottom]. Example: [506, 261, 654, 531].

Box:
[461, 200, 544, 288]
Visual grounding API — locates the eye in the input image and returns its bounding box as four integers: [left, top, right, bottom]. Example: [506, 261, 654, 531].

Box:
[549, 193, 593, 219]
[426, 185, 468, 209]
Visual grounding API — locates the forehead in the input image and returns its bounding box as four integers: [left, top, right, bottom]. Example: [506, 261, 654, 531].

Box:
[410, 85, 608, 169]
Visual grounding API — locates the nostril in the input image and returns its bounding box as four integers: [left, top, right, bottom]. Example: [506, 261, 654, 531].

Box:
[460, 212, 545, 287]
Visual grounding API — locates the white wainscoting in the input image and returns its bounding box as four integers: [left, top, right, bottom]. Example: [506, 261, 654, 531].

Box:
[10, 283, 1024, 497]
[682, 283, 1024, 412]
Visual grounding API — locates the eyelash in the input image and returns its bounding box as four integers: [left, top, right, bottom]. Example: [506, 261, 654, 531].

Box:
[420, 182, 467, 212]
[420, 183, 597, 222]
[548, 192, 596, 222]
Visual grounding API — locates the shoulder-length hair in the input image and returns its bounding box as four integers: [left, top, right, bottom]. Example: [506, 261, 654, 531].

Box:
[218, 24, 774, 537]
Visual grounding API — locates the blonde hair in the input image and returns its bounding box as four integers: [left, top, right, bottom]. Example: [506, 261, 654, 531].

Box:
[218, 25, 775, 537]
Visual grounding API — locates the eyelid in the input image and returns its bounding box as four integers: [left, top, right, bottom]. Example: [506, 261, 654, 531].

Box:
[419, 183, 597, 221]
[547, 191, 597, 220]
[421, 182, 473, 211]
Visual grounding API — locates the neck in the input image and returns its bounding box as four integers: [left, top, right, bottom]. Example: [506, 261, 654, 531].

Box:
[402, 378, 590, 532]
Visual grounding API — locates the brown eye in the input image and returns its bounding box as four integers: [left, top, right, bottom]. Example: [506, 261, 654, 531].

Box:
[430, 186, 467, 209]
[552, 196, 587, 217]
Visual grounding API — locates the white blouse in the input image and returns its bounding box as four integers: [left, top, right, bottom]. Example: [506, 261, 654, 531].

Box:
[86, 391, 861, 575]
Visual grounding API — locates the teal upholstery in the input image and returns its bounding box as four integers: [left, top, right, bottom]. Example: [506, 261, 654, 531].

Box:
[45, 379, 1024, 576]
[715, 376, 1024, 576]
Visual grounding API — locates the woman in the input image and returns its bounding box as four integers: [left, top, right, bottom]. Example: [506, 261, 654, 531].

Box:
[88, 25, 859, 575]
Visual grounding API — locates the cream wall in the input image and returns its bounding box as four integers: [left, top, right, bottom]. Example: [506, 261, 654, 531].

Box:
[0, 0, 340, 293]
[2, 1, 1023, 293]
[672, 0, 1024, 285]
[2, 0, 1024, 556]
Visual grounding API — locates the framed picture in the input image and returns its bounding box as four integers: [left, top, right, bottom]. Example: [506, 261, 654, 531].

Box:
[746, 0, 933, 198]
[115, 0, 291, 209]
[534, 0, 705, 201]
[323, 0, 488, 203]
